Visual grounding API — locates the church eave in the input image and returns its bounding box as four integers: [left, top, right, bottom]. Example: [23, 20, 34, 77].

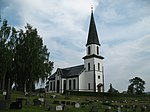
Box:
[82, 54, 104, 60]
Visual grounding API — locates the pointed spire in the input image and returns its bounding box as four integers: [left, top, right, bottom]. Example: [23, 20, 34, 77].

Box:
[86, 8, 100, 46]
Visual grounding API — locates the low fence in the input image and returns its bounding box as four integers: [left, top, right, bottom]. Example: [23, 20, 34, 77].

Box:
[65, 90, 150, 98]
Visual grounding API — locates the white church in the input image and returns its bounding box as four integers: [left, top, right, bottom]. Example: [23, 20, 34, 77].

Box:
[46, 10, 104, 93]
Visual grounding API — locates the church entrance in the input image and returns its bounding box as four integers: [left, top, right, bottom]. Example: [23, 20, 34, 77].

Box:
[97, 83, 103, 92]
[57, 80, 60, 93]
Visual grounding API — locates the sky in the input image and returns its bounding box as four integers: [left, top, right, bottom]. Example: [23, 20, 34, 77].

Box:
[0, 0, 150, 92]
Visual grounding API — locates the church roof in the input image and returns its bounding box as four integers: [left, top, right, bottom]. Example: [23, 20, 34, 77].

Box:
[61, 64, 84, 78]
[48, 65, 84, 80]
[86, 11, 100, 46]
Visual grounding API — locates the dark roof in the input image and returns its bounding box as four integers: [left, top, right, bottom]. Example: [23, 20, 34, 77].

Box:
[48, 72, 56, 80]
[48, 65, 84, 80]
[61, 64, 84, 78]
[86, 11, 100, 46]
[83, 54, 104, 60]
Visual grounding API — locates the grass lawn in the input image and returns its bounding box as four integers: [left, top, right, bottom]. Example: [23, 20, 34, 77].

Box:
[0, 91, 150, 112]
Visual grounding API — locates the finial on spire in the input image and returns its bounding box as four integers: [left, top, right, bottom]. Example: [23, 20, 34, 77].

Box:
[91, 5, 93, 12]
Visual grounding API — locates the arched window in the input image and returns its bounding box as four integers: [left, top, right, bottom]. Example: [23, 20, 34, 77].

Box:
[88, 83, 90, 90]
[73, 79, 76, 90]
[69, 80, 72, 90]
[88, 46, 91, 55]
[97, 46, 99, 55]
[88, 63, 90, 71]
[98, 63, 100, 71]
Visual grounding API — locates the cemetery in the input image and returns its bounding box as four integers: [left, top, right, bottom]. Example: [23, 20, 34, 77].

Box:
[0, 90, 150, 112]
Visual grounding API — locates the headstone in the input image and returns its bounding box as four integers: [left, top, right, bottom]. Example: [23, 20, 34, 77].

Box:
[61, 101, 66, 105]
[117, 106, 121, 112]
[66, 101, 71, 105]
[56, 105, 63, 111]
[38, 98, 44, 102]
[53, 100, 59, 104]
[104, 106, 111, 112]
[10, 101, 22, 109]
[51, 95, 56, 98]
[75, 103, 80, 108]
[3, 91, 7, 96]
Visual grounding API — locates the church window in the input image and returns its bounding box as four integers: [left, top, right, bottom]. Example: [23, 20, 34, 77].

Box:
[98, 63, 100, 71]
[73, 79, 76, 90]
[50, 82, 52, 90]
[88, 63, 90, 71]
[88, 46, 91, 55]
[69, 80, 72, 90]
[97, 46, 99, 55]
[98, 75, 100, 79]
[63, 80, 66, 91]
[88, 83, 90, 90]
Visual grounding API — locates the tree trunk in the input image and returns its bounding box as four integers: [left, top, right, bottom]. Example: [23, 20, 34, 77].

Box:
[29, 79, 32, 93]
[24, 81, 27, 93]
[2, 74, 6, 90]
[5, 78, 11, 102]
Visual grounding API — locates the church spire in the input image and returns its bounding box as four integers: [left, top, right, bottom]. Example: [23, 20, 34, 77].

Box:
[86, 8, 100, 46]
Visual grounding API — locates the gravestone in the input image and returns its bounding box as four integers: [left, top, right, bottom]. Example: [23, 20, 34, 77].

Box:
[61, 101, 66, 105]
[53, 100, 59, 104]
[38, 98, 44, 102]
[66, 101, 71, 105]
[56, 105, 63, 111]
[75, 103, 80, 108]
[51, 95, 56, 98]
[10, 101, 22, 109]
[104, 106, 111, 112]
[117, 106, 121, 112]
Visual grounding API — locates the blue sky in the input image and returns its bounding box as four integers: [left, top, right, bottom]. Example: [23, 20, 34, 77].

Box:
[1, 0, 150, 92]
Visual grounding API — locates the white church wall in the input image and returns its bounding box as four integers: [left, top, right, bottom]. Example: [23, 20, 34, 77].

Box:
[86, 44, 100, 55]
[66, 77, 78, 91]
[79, 71, 86, 91]
[48, 80, 55, 93]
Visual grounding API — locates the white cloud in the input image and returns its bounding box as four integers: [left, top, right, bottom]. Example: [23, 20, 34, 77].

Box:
[104, 34, 150, 92]
[1, 0, 150, 92]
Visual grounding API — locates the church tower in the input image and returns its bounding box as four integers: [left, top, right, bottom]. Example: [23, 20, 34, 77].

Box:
[83, 9, 104, 92]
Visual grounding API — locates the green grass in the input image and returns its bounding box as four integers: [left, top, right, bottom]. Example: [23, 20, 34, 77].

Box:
[0, 91, 150, 112]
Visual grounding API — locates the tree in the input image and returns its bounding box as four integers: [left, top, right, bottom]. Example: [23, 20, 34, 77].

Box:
[107, 83, 119, 93]
[15, 24, 53, 92]
[127, 77, 145, 95]
[0, 19, 12, 90]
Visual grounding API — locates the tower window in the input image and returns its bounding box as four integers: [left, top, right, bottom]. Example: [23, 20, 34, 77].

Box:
[88, 63, 90, 71]
[88, 46, 91, 55]
[97, 46, 99, 55]
[98, 75, 100, 79]
[98, 63, 100, 71]
[88, 83, 90, 90]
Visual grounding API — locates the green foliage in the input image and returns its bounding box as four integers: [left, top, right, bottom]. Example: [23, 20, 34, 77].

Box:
[127, 77, 145, 95]
[107, 83, 119, 94]
[0, 18, 53, 92]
